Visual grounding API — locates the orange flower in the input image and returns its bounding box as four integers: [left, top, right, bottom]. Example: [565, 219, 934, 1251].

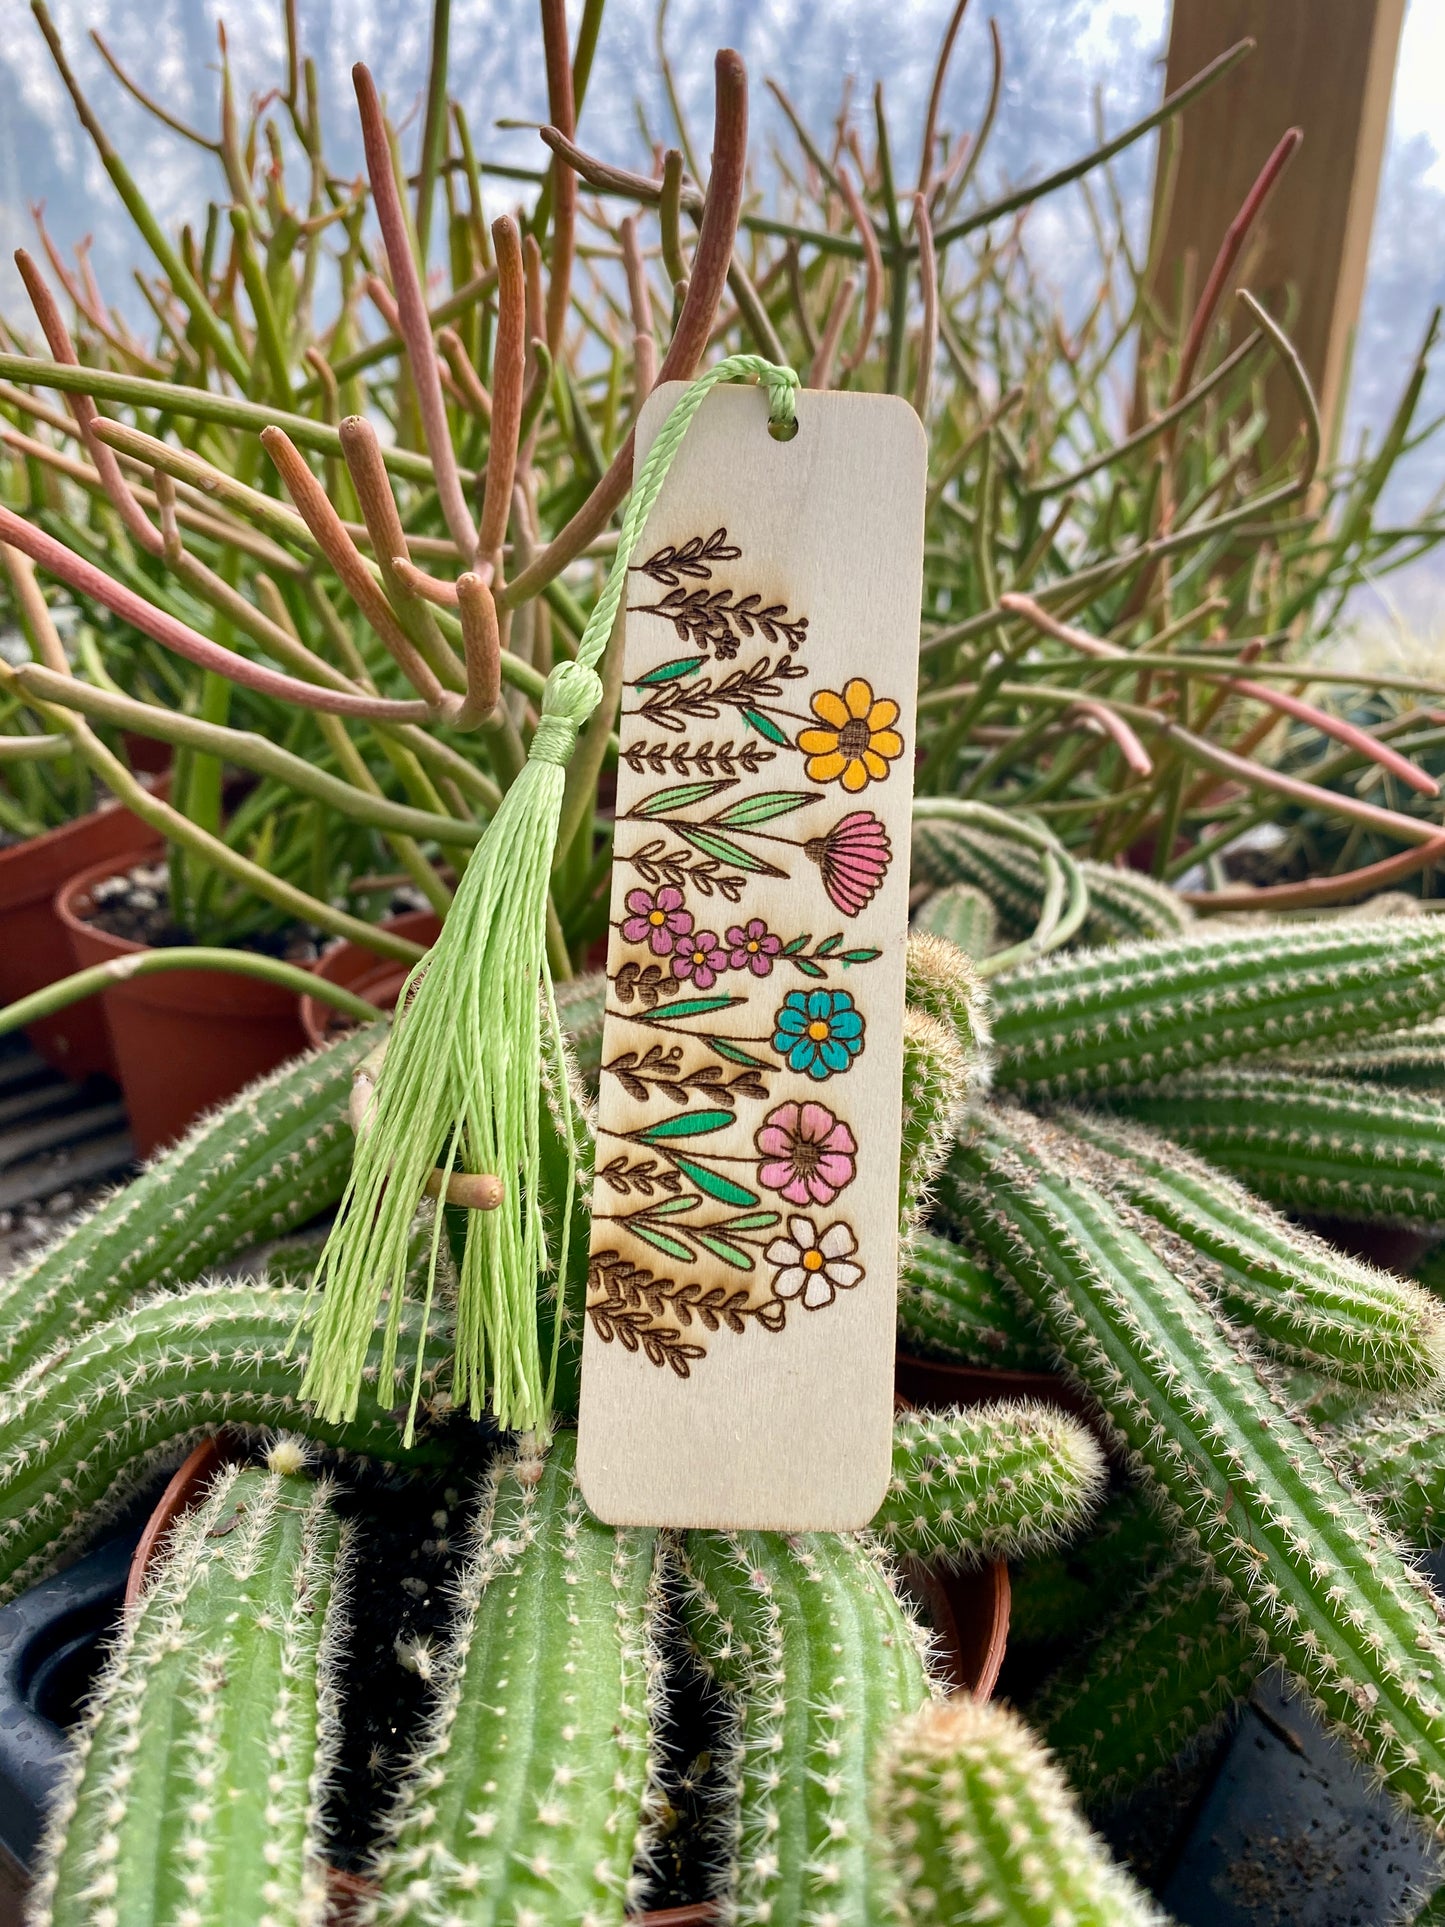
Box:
[797, 677, 905, 793]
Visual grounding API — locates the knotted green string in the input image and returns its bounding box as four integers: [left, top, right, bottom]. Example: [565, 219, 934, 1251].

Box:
[301, 355, 800, 1439]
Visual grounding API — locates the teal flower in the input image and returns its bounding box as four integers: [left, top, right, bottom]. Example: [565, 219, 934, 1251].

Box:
[772, 988, 865, 1080]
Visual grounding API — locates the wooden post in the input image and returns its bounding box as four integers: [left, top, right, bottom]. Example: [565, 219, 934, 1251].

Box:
[1147, 0, 1406, 452]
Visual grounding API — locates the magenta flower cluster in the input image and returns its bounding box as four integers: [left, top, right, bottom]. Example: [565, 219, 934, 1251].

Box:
[620, 887, 784, 990]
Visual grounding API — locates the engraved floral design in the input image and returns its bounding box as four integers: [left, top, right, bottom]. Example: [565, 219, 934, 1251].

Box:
[803, 810, 892, 918]
[766, 1216, 864, 1310]
[671, 927, 729, 990]
[726, 917, 783, 977]
[797, 678, 905, 793]
[754, 1101, 857, 1206]
[772, 988, 865, 1080]
[620, 884, 694, 956]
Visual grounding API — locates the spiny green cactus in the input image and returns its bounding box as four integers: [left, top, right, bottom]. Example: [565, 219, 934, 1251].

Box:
[1008, 1488, 1167, 1650]
[555, 970, 608, 1091]
[32, 1452, 347, 1927]
[370, 1429, 662, 1927]
[678, 1527, 934, 1927]
[904, 931, 991, 1081]
[943, 1109, 1445, 1837]
[896, 1230, 1053, 1372]
[875, 1694, 1168, 1926]
[911, 819, 1192, 947]
[1029, 1553, 1260, 1808]
[912, 883, 999, 960]
[876, 1403, 1106, 1568]
[1294, 1014, 1445, 1091]
[0, 1027, 379, 1393]
[0, 1284, 449, 1603]
[1108, 1069, 1445, 1228]
[989, 922, 1445, 1099]
[900, 1010, 972, 1248]
[1333, 1400, 1445, 1547]
[1058, 1111, 1445, 1392]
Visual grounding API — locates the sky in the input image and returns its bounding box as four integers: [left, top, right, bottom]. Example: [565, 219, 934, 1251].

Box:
[0, 0, 1441, 628]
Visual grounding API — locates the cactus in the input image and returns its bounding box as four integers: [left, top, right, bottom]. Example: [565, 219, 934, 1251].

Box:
[1028, 1553, 1261, 1807]
[911, 819, 1192, 947]
[1332, 1400, 1445, 1547]
[904, 931, 991, 1082]
[876, 1403, 1106, 1567]
[0, 1284, 450, 1603]
[875, 1694, 1168, 1927]
[1107, 1069, 1445, 1228]
[370, 1429, 663, 1927]
[678, 1527, 934, 1927]
[897, 1230, 1053, 1372]
[942, 1108, 1445, 1837]
[1008, 1488, 1168, 1649]
[1293, 1015, 1445, 1091]
[912, 883, 999, 959]
[0, 1026, 379, 1393]
[900, 1010, 973, 1247]
[556, 970, 608, 1091]
[989, 922, 1445, 1099]
[32, 1452, 348, 1927]
[1058, 1111, 1445, 1392]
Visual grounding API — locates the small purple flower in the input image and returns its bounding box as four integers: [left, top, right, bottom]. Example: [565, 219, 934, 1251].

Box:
[726, 917, 783, 977]
[672, 927, 728, 990]
[620, 885, 692, 957]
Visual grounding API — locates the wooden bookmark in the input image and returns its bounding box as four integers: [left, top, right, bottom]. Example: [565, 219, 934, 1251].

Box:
[576, 381, 926, 1530]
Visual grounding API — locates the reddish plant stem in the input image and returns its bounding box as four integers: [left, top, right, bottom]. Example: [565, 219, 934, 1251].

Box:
[1182, 837, 1445, 911]
[480, 215, 527, 566]
[836, 163, 883, 376]
[540, 0, 577, 358]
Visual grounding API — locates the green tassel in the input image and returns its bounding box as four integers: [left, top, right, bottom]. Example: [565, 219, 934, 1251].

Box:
[302, 356, 799, 1439]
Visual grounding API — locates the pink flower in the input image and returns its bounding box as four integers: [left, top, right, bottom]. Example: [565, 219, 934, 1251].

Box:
[755, 1100, 858, 1206]
[671, 927, 728, 989]
[621, 885, 692, 956]
[803, 811, 892, 918]
[726, 917, 783, 977]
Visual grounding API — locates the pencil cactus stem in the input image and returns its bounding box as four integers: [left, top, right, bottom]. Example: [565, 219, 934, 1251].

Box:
[876, 1695, 1169, 1926]
[944, 1109, 1445, 1838]
[990, 922, 1445, 1098]
[1057, 1109, 1445, 1392]
[31, 1462, 348, 1927]
[370, 1431, 663, 1927]
[876, 1403, 1106, 1568]
[678, 1527, 934, 1927]
[0, 1284, 450, 1605]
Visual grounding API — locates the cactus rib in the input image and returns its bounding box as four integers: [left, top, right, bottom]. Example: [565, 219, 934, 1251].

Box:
[989, 922, 1445, 1098]
[32, 1457, 348, 1927]
[1057, 1110, 1445, 1391]
[1334, 1402, 1445, 1547]
[678, 1528, 934, 1927]
[897, 1230, 1053, 1372]
[0, 1285, 449, 1605]
[369, 1430, 662, 1927]
[0, 1028, 380, 1394]
[912, 882, 999, 959]
[876, 1694, 1168, 1926]
[943, 1110, 1445, 1836]
[877, 1403, 1106, 1568]
[1107, 1069, 1445, 1228]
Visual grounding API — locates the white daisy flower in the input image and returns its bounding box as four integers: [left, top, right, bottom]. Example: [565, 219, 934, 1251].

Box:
[765, 1215, 865, 1311]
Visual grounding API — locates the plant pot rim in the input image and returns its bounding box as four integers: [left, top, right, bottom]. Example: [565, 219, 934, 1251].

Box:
[0, 779, 166, 907]
[299, 910, 442, 1049]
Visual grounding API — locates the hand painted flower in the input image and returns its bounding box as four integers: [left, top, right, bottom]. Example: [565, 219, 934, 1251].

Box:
[755, 1100, 858, 1206]
[672, 927, 728, 989]
[766, 1215, 864, 1311]
[726, 917, 783, 977]
[797, 678, 905, 793]
[621, 884, 693, 956]
[803, 811, 892, 918]
[771, 988, 865, 1080]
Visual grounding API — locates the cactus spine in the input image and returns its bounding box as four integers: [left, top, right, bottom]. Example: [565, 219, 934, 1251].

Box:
[1334, 1401, 1445, 1547]
[33, 1455, 348, 1927]
[1108, 1069, 1445, 1227]
[989, 922, 1445, 1098]
[0, 1027, 380, 1394]
[555, 970, 608, 1090]
[1007, 1489, 1167, 1649]
[876, 1404, 1106, 1567]
[1058, 1111, 1445, 1392]
[897, 1231, 1053, 1372]
[1029, 1554, 1260, 1806]
[1293, 1014, 1445, 1091]
[370, 1430, 662, 1927]
[678, 1528, 934, 1927]
[0, 1285, 449, 1603]
[912, 883, 999, 959]
[943, 1110, 1445, 1837]
[875, 1695, 1168, 1926]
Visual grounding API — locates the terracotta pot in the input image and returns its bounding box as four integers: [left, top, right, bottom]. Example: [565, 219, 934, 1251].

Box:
[125, 1435, 240, 1606]
[56, 846, 313, 1159]
[299, 911, 441, 1049]
[0, 796, 158, 1079]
